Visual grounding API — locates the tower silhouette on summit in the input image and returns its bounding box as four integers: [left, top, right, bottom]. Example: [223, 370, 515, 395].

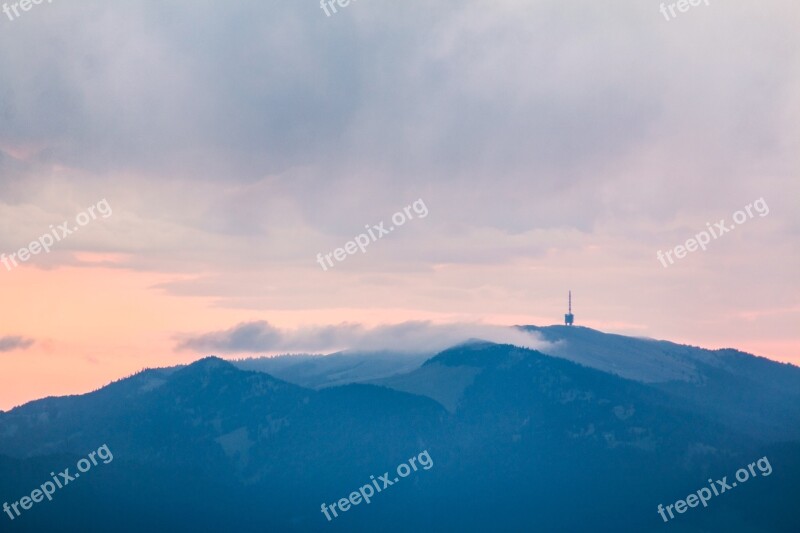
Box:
[564, 291, 574, 326]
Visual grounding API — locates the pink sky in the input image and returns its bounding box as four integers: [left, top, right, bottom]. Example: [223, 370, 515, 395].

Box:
[1, 1, 798, 410]
[1, 252, 797, 411]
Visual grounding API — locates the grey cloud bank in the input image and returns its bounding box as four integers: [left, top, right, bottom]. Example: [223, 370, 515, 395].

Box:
[0, 0, 797, 362]
[177, 321, 549, 355]
[0, 0, 795, 258]
[0, 336, 34, 352]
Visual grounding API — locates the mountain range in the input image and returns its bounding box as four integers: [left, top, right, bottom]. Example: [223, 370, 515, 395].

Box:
[1, 326, 798, 532]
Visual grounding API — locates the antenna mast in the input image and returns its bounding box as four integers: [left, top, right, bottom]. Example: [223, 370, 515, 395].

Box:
[564, 291, 574, 326]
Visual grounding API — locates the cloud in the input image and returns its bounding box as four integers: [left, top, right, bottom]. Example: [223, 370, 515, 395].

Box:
[0, 0, 797, 280]
[176, 320, 550, 355]
[0, 336, 35, 352]
[0, 0, 797, 368]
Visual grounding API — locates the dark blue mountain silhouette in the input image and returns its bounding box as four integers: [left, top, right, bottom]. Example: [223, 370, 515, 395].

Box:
[1, 328, 798, 532]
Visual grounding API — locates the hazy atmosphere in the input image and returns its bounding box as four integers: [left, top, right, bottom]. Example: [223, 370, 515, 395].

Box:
[1, 2, 800, 532]
[1, 2, 798, 401]
[1, 0, 797, 412]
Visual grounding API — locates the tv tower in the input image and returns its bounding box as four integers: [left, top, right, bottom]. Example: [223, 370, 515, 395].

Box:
[564, 291, 574, 326]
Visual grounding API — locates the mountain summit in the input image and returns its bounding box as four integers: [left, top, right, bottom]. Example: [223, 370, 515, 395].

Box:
[1, 328, 798, 532]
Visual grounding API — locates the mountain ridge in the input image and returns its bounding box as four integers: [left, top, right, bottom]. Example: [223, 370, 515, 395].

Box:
[1, 328, 798, 531]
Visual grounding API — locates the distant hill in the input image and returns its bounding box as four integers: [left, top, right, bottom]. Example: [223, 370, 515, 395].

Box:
[521, 326, 800, 442]
[1, 329, 798, 532]
[231, 351, 431, 389]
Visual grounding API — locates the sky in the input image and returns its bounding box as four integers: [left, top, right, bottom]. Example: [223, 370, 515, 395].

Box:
[0, 0, 798, 411]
